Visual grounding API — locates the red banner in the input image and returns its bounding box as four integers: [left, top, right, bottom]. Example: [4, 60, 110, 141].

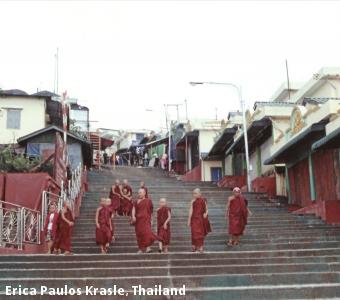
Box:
[54, 132, 67, 187]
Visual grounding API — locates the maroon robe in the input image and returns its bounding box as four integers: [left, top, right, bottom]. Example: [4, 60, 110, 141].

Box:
[123, 184, 133, 196]
[133, 198, 158, 250]
[109, 185, 121, 211]
[190, 197, 211, 247]
[96, 207, 112, 246]
[55, 208, 74, 252]
[121, 195, 133, 216]
[157, 207, 171, 246]
[228, 195, 248, 236]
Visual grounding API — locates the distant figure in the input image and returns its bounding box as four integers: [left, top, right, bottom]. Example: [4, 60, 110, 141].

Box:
[226, 187, 251, 246]
[95, 198, 112, 254]
[103, 152, 108, 165]
[187, 188, 211, 253]
[131, 188, 158, 253]
[157, 198, 171, 253]
[144, 152, 149, 167]
[44, 204, 59, 254]
[55, 201, 74, 255]
[140, 181, 148, 198]
[161, 153, 167, 170]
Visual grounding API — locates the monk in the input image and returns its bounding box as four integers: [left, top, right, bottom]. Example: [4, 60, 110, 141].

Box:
[122, 179, 132, 197]
[131, 188, 158, 253]
[109, 179, 122, 215]
[226, 187, 251, 246]
[121, 187, 133, 216]
[55, 201, 74, 255]
[43, 203, 59, 254]
[105, 198, 115, 242]
[157, 198, 171, 253]
[95, 198, 112, 253]
[140, 181, 148, 198]
[187, 188, 211, 253]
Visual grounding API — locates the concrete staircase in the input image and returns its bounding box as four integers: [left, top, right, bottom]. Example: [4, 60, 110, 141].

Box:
[1, 166, 340, 299]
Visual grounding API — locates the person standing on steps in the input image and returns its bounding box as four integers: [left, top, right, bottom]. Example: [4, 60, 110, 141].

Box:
[157, 198, 171, 253]
[95, 198, 113, 254]
[109, 179, 122, 215]
[54, 201, 74, 255]
[120, 187, 133, 216]
[187, 188, 211, 253]
[122, 179, 132, 197]
[44, 203, 59, 254]
[226, 187, 251, 247]
[131, 188, 158, 253]
[140, 181, 148, 198]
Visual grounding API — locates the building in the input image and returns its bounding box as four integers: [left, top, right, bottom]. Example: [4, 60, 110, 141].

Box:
[0, 89, 62, 145]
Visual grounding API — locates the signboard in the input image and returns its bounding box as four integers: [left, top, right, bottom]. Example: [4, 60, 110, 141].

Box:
[54, 132, 67, 187]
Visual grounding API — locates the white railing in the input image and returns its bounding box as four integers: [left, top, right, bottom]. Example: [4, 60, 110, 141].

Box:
[0, 200, 41, 250]
[42, 163, 83, 226]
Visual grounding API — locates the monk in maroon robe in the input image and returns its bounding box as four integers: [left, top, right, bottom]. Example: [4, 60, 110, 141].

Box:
[140, 181, 148, 198]
[95, 198, 113, 253]
[187, 188, 211, 253]
[121, 187, 133, 216]
[157, 198, 171, 253]
[226, 187, 250, 246]
[55, 201, 74, 255]
[122, 179, 133, 197]
[109, 179, 121, 214]
[131, 188, 158, 253]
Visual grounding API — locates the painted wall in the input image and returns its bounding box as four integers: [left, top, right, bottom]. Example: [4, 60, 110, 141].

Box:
[199, 130, 219, 154]
[0, 97, 46, 144]
[224, 155, 233, 175]
[202, 160, 222, 182]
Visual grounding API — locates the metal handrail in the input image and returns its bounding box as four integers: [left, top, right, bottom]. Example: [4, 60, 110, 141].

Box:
[0, 200, 41, 250]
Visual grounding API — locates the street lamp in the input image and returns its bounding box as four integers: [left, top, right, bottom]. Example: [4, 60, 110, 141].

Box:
[189, 81, 251, 192]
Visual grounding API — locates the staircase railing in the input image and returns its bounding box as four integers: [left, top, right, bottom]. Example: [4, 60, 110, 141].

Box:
[0, 200, 41, 250]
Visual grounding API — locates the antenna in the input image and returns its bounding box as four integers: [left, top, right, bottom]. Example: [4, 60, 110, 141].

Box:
[285, 59, 290, 100]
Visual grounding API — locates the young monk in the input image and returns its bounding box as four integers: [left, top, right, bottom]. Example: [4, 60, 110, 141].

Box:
[105, 198, 115, 242]
[121, 187, 133, 216]
[43, 203, 59, 254]
[187, 188, 211, 253]
[95, 198, 112, 253]
[122, 179, 133, 197]
[109, 179, 122, 215]
[131, 188, 158, 253]
[55, 201, 74, 255]
[157, 198, 171, 253]
[140, 181, 148, 198]
[226, 187, 251, 246]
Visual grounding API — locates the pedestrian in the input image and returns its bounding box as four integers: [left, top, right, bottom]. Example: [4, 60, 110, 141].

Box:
[131, 188, 158, 253]
[226, 187, 251, 246]
[187, 188, 211, 253]
[55, 201, 74, 255]
[95, 198, 112, 254]
[157, 198, 171, 253]
[43, 203, 59, 254]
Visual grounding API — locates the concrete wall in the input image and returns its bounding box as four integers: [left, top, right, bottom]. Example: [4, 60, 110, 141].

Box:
[224, 155, 233, 175]
[202, 160, 222, 182]
[199, 130, 219, 154]
[0, 97, 46, 144]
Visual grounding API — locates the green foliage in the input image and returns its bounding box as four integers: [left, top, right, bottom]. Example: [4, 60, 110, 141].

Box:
[0, 147, 41, 173]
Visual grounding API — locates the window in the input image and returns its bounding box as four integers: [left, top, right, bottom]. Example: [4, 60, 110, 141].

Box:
[6, 109, 21, 129]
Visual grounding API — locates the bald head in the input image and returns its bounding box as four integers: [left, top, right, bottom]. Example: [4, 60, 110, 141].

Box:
[193, 188, 201, 199]
[123, 179, 128, 185]
[138, 188, 146, 199]
[115, 179, 120, 185]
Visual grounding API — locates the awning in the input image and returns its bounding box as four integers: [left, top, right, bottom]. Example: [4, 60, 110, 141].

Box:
[115, 148, 129, 154]
[264, 123, 326, 165]
[176, 130, 199, 146]
[312, 126, 340, 151]
[225, 118, 272, 156]
[145, 137, 168, 148]
[207, 127, 237, 158]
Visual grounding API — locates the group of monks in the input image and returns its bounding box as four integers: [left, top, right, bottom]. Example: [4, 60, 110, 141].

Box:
[43, 201, 74, 255]
[44, 178, 250, 255]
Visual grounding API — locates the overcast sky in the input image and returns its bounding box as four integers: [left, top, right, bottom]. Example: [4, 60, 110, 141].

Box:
[1, 1, 340, 131]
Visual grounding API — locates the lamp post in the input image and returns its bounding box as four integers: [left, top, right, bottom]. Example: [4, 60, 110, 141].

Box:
[189, 81, 251, 192]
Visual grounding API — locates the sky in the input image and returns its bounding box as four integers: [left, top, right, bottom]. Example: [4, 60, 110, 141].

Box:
[1, 1, 340, 131]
